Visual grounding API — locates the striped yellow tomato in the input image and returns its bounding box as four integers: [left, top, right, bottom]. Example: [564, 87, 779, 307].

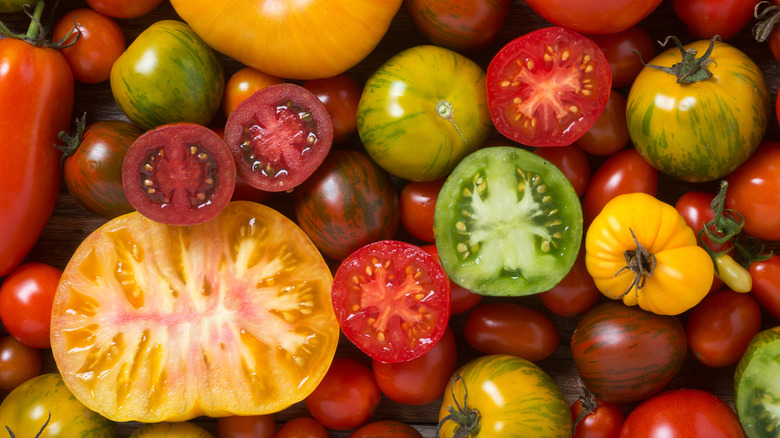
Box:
[626, 37, 769, 182]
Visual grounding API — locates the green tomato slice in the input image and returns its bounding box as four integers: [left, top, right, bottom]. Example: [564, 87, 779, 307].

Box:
[735, 326, 780, 437]
[434, 146, 582, 296]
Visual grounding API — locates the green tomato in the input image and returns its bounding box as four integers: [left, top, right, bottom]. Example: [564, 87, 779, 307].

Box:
[110, 20, 224, 131]
[734, 326, 780, 437]
[0, 373, 115, 438]
[357, 44, 491, 182]
[129, 422, 214, 437]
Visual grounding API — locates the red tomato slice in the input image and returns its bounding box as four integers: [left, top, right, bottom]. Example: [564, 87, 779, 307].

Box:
[331, 240, 450, 363]
[487, 26, 612, 147]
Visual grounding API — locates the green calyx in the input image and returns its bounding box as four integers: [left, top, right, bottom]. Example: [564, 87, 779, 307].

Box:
[436, 373, 480, 438]
[642, 35, 720, 84]
[55, 112, 87, 167]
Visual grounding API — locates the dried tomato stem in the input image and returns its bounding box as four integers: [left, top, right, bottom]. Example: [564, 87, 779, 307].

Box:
[640, 35, 720, 84]
[436, 373, 480, 438]
[612, 228, 656, 299]
[754, 1, 780, 43]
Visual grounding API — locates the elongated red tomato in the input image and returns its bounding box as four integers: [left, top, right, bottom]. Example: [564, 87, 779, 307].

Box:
[0, 4, 74, 277]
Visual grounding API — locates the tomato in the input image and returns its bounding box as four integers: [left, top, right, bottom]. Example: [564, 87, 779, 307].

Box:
[275, 417, 329, 438]
[582, 149, 658, 226]
[84, 0, 164, 18]
[59, 118, 142, 218]
[216, 415, 275, 438]
[620, 389, 745, 438]
[587, 26, 656, 88]
[122, 123, 236, 226]
[358, 44, 491, 181]
[675, 190, 733, 254]
[331, 240, 450, 363]
[52, 8, 125, 84]
[626, 37, 770, 182]
[749, 254, 780, 321]
[0, 373, 115, 437]
[434, 146, 583, 297]
[419, 244, 482, 314]
[0, 5, 73, 278]
[349, 420, 423, 438]
[294, 149, 400, 261]
[673, 0, 759, 40]
[304, 358, 382, 431]
[586, 192, 713, 315]
[571, 301, 687, 403]
[438, 354, 572, 437]
[574, 91, 629, 157]
[725, 141, 780, 241]
[231, 175, 273, 203]
[686, 289, 762, 368]
[129, 422, 214, 437]
[222, 67, 283, 118]
[464, 302, 559, 362]
[521, 0, 661, 34]
[372, 326, 457, 405]
[532, 144, 591, 197]
[0, 336, 42, 393]
[734, 326, 780, 436]
[487, 27, 611, 147]
[110, 20, 224, 131]
[570, 392, 625, 438]
[50, 202, 340, 422]
[170, 0, 402, 79]
[404, 0, 510, 51]
[540, 244, 601, 317]
[224, 83, 333, 192]
[400, 179, 444, 243]
[302, 74, 362, 144]
[0, 262, 62, 349]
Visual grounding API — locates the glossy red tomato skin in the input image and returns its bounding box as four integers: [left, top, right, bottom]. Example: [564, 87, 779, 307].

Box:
[540, 245, 600, 317]
[52, 8, 125, 83]
[215, 414, 275, 438]
[372, 327, 457, 405]
[575, 91, 630, 157]
[404, 0, 511, 51]
[750, 254, 780, 320]
[304, 358, 382, 430]
[84, 0, 164, 18]
[587, 26, 655, 88]
[672, 0, 758, 40]
[0, 336, 42, 393]
[302, 74, 362, 144]
[465, 302, 560, 362]
[686, 289, 762, 367]
[349, 420, 423, 438]
[276, 417, 329, 438]
[570, 396, 625, 438]
[0, 262, 62, 349]
[533, 145, 591, 197]
[294, 149, 400, 261]
[725, 141, 780, 241]
[619, 389, 745, 438]
[400, 179, 444, 243]
[420, 244, 482, 314]
[522, 0, 662, 34]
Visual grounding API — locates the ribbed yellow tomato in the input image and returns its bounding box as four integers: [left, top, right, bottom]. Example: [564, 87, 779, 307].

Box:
[585, 192, 713, 315]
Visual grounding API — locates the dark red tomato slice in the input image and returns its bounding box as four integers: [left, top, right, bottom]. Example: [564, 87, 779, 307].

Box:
[122, 122, 236, 226]
[331, 240, 451, 363]
[487, 26, 612, 147]
[224, 83, 333, 192]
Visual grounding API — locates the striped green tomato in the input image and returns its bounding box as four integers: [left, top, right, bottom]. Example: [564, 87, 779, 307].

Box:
[357, 45, 491, 182]
[110, 20, 224, 131]
[734, 326, 780, 437]
[626, 37, 770, 182]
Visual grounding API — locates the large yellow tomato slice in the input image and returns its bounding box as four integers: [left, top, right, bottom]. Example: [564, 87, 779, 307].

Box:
[50, 201, 339, 423]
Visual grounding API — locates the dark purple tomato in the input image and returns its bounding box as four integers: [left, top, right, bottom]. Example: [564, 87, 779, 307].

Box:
[404, 0, 511, 52]
[294, 149, 400, 261]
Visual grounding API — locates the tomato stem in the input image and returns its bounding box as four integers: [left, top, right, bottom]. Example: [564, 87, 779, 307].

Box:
[753, 1, 780, 43]
[640, 35, 719, 84]
[612, 228, 656, 299]
[55, 112, 87, 167]
[436, 372, 480, 438]
[572, 385, 599, 431]
[435, 99, 468, 144]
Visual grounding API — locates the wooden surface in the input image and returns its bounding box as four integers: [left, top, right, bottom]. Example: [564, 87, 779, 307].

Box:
[3, 0, 780, 436]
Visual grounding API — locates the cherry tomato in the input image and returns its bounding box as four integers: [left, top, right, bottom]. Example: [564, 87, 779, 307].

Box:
[275, 417, 328, 438]
[540, 245, 600, 317]
[349, 420, 423, 438]
[303, 73, 362, 144]
[420, 244, 482, 314]
[725, 141, 780, 241]
[0, 335, 42, 393]
[575, 91, 630, 157]
[533, 144, 591, 197]
[0, 262, 62, 349]
[675, 190, 733, 254]
[52, 8, 125, 83]
[749, 254, 780, 320]
[673, 0, 758, 40]
[216, 415, 276, 438]
[587, 26, 655, 88]
[571, 391, 625, 438]
[84, 0, 165, 18]
[304, 358, 382, 430]
[223, 66, 283, 118]
[400, 179, 444, 242]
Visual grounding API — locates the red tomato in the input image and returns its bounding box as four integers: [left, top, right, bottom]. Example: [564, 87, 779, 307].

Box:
[587, 26, 655, 88]
[533, 144, 591, 197]
[540, 245, 600, 317]
[84, 0, 164, 18]
[570, 392, 625, 438]
[275, 417, 329, 438]
[619, 389, 745, 438]
[0, 262, 62, 349]
[216, 415, 276, 438]
[420, 244, 482, 314]
[0, 336, 42, 393]
[686, 289, 762, 367]
[575, 91, 629, 157]
[222, 67, 283, 118]
[52, 8, 125, 83]
[725, 141, 780, 241]
[464, 302, 560, 362]
[768, 27, 780, 62]
[487, 26, 612, 147]
[673, 0, 759, 40]
[372, 327, 457, 405]
[302, 74, 362, 144]
[582, 149, 658, 226]
[750, 254, 780, 320]
[349, 420, 423, 438]
[400, 179, 444, 242]
[522, 0, 662, 35]
[404, 0, 511, 51]
[304, 358, 382, 431]
[675, 190, 733, 254]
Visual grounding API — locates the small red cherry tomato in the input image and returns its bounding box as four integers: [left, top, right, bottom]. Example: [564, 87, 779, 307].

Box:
[52, 8, 126, 83]
[303, 73, 362, 144]
[400, 179, 444, 243]
[0, 262, 62, 349]
[533, 144, 591, 197]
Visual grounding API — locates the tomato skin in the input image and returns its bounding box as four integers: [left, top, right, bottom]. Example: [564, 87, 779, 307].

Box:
[0, 262, 62, 349]
[521, 0, 662, 34]
[400, 179, 444, 243]
[465, 302, 559, 362]
[619, 389, 745, 438]
[673, 0, 759, 40]
[725, 141, 780, 241]
[215, 415, 275, 438]
[533, 144, 591, 197]
[404, 0, 510, 51]
[302, 74, 362, 144]
[130, 422, 215, 437]
[53, 8, 125, 83]
[0, 336, 42, 393]
[587, 26, 655, 88]
[419, 244, 482, 314]
[749, 254, 780, 320]
[575, 90, 629, 157]
[570, 395, 625, 438]
[222, 67, 283, 118]
[84, 0, 164, 18]
[275, 417, 329, 438]
[540, 245, 600, 317]
[349, 420, 423, 438]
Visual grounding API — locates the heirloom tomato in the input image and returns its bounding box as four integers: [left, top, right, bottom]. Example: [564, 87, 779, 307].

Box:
[734, 326, 780, 436]
[626, 37, 770, 182]
[0, 373, 116, 437]
[110, 20, 224, 131]
[521, 0, 661, 34]
[749, 254, 780, 321]
[169, 0, 402, 80]
[574, 91, 629, 157]
[673, 0, 759, 40]
[571, 301, 687, 403]
[222, 67, 283, 118]
[725, 141, 780, 241]
[129, 422, 214, 437]
[52, 8, 125, 84]
[349, 420, 423, 438]
[302, 73, 362, 144]
[400, 179, 444, 243]
[294, 149, 400, 261]
[434, 146, 583, 297]
[532, 144, 591, 197]
[358, 44, 491, 181]
[215, 414, 275, 438]
[0, 336, 42, 393]
[404, 0, 510, 51]
[275, 417, 329, 438]
[587, 26, 655, 88]
[84, 0, 164, 18]
[438, 354, 572, 437]
[486, 27, 612, 147]
[0, 262, 62, 349]
[585, 192, 713, 315]
[49, 202, 340, 422]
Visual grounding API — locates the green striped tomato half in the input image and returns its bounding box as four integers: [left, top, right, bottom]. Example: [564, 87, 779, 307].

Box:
[626, 37, 770, 183]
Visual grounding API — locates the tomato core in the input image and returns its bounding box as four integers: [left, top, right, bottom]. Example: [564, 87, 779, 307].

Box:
[139, 144, 218, 208]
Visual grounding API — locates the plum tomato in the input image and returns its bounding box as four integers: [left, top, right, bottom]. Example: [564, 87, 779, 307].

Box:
[540, 244, 600, 317]
[570, 391, 625, 438]
[532, 144, 591, 197]
[420, 244, 482, 314]
[349, 420, 423, 438]
[0, 262, 62, 349]
[434, 146, 583, 297]
[52, 8, 125, 84]
[304, 358, 382, 431]
[275, 417, 329, 438]
[0, 336, 42, 393]
[302, 73, 362, 144]
[400, 179, 444, 243]
[404, 0, 511, 51]
[222, 67, 284, 118]
[224, 83, 333, 192]
[486, 26, 612, 147]
[122, 122, 236, 226]
[575, 90, 630, 157]
[587, 26, 655, 88]
[749, 254, 780, 320]
[725, 141, 780, 241]
[331, 240, 450, 363]
[215, 414, 275, 438]
[84, 0, 164, 18]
